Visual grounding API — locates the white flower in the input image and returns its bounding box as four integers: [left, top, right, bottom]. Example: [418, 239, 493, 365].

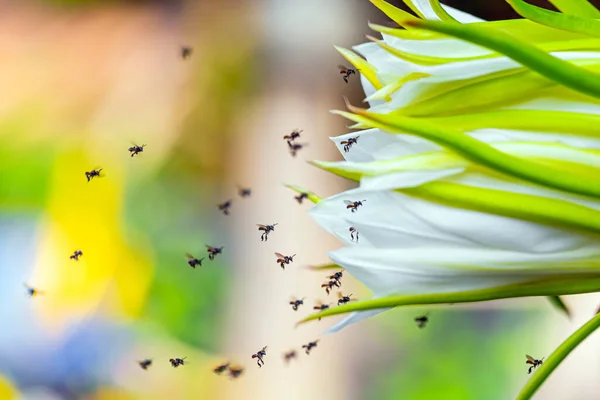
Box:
[298, 0, 600, 332]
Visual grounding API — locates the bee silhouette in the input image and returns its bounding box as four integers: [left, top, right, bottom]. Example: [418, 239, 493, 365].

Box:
[251, 346, 268, 368]
[337, 292, 356, 306]
[213, 362, 230, 375]
[228, 365, 244, 379]
[313, 301, 332, 321]
[321, 279, 340, 295]
[349, 227, 359, 242]
[24, 283, 44, 298]
[138, 359, 153, 370]
[340, 136, 359, 152]
[338, 65, 358, 83]
[169, 357, 187, 368]
[288, 141, 307, 157]
[302, 340, 320, 355]
[289, 297, 305, 311]
[181, 46, 193, 59]
[327, 271, 343, 286]
[526, 355, 544, 374]
[206, 245, 224, 261]
[294, 193, 309, 204]
[415, 313, 429, 329]
[218, 200, 232, 216]
[238, 186, 252, 198]
[345, 199, 366, 213]
[275, 252, 295, 269]
[283, 350, 297, 364]
[257, 224, 277, 241]
[185, 253, 204, 269]
[283, 129, 303, 143]
[128, 143, 146, 157]
[70, 250, 83, 261]
[85, 168, 103, 182]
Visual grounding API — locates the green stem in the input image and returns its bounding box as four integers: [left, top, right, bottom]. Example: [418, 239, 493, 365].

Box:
[516, 311, 600, 399]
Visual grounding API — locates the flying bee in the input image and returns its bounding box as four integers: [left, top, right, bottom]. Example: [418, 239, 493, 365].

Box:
[345, 199, 366, 213]
[313, 301, 331, 320]
[414, 313, 429, 329]
[283, 129, 303, 143]
[337, 292, 356, 306]
[283, 350, 297, 364]
[181, 46, 193, 59]
[238, 186, 251, 198]
[327, 271, 343, 285]
[213, 362, 230, 375]
[288, 142, 308, 157]
[340, 136, 359, 153]
[257, 223, 277, 241]
[70, 250, 83, 261]
[349, 227, 359, 242]
[228, 365, 244, 379]
[338, 65, 358, 83]
[24, 283, 44, 298]
[275, 252, 296, 269]
[294, 193, 309, 204]
[128, 143, 146, 157]
[138, 359, 153, 370]
[251, 346, 267, 368]
[302, 340, 320, 355]
[526, 355, 544, 374]
[169, 357, 187, 368]
[321, 279, 340, 295]
[185, 253, 204, 269]
[85, 168, 103, 182]
[289, 297, 305, 311]
[206, 245, 224, 260]
[218, 200, 232, 216]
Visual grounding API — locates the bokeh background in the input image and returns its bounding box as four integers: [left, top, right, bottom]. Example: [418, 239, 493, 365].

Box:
[2, 0, 600, 399]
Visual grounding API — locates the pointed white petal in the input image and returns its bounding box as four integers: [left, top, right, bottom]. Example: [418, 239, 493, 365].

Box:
[325, 309, 389, 334]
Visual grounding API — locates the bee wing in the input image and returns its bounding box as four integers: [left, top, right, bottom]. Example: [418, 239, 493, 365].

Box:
[185, 253, 195, 260]
[275, 252, 286, 258]
[526, 360, 534, 365]
[337, 65, 348, 70]
[340, 140, 349, 145]
[526, 355, 535, 362]
[337, 292, 343, 298]
[262, 346, 268, 352]
[256, 224, 267, 229]
[343, 200, 356, 205]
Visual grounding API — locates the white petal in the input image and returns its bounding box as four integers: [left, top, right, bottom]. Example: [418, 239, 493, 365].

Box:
[325, 309, 389, 334]
[410, 0, 485, 23]
[359, 168, 464, 191]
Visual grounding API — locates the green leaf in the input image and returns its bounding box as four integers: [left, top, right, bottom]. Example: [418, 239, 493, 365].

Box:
[507, 0, 600, 37]
[547, 0, 600, 18]
[298, 274, 600, 324]
[284, 184, 322, 204]
[515, 311, 600, 399]
[369, 0, 420, 26]
[546, 295, 571, 317]
[403, 19, 600, 100]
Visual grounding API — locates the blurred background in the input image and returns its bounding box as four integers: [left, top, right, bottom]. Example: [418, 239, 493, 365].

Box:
[2, 0, 600, 399]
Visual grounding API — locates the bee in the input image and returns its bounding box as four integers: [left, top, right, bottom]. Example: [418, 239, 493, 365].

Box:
[414, 313, 429, 329]
[85, 168, 103, 182]
[24, 283, 44, 298]
[345, 199, 366, 213]
[185, 253, 204, 269]
[288, 142, 308, 157]
[526, 355, 544, 374]
[206, 245, 224, 261]
[294, 193, 309, 204]
[313, 301, 332, 321]
[228, 365, 244, 379]
[337, 292, 356, 306]
[169, 357, 187, 368]
[181, 46, 193, 59]
[283, 350, 297, 364]
[251, 346, 267, 368]
[283, 129, 303, 143]
[349, 227, 359, 242]
[275, 252, 296, 269]
[218, 200, 232, 216]
[302, 340, 320, 355]
[327, 271, 343, 285]
[213, 362, 230, 375]
[257, 223, 277, 242]
[128, 143, 146, 157]
[340, 136, 359, 153]
[338, 65, 359, 83]
[138, 359, 153, 370]
[70, 250, 83, 261]
[238, 186, 252, 198]
[321, 279, 340, 295]
[289, 297, 305, 311]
